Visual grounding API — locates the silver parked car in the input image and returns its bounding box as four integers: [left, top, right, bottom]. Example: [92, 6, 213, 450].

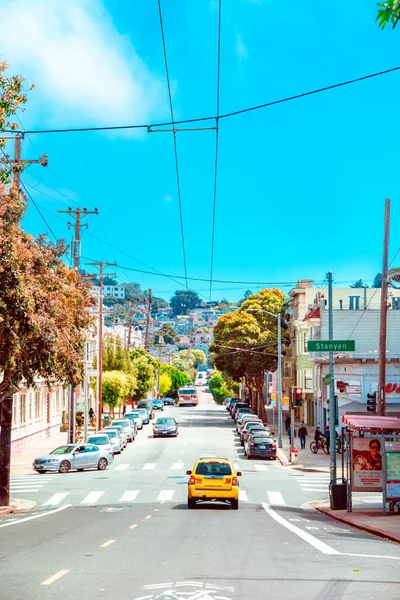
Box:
[124, 412, 142, 431]
[98, 429, 122, 454]
[104, 425, 127, 449]
[88, 433, 116, 456]
[112, 419, 135, 442]
[32, 444, 114, 474]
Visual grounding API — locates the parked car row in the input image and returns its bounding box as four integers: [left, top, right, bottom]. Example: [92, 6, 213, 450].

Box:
[226, 398, 277, 460]
[32, 397, 177, 474]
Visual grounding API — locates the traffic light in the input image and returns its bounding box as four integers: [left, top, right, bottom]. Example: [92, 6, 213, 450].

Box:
[294, 387, 303, 407]
[367, 392, 377, 413]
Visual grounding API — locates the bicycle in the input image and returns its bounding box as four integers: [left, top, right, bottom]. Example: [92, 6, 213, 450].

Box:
[310, 438, 329, 454]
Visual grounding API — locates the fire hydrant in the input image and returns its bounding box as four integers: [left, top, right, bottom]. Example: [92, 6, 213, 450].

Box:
[290, 447, 299, 464]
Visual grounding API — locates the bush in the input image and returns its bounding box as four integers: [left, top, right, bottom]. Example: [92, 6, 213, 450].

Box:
[209, 371, 231, 405]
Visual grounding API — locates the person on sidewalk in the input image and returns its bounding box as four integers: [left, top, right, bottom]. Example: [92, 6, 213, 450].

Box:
[298, 422, 307, 449]
[285, 415, 291, 432]
[324, 425, 330, 452]
[89, 407, 95, 427]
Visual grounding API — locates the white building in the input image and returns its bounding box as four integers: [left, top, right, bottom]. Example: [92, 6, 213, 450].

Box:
[105, 324, 144, 349]
[92, 284, 125, 299]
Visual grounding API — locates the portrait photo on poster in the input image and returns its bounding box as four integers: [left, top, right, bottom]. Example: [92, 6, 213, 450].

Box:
[351, 437, 383, 492]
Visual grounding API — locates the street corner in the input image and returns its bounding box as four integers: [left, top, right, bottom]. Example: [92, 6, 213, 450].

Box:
[277, 449, 289, 466]
[314, 500, 400, 545]
[0, 498, 37, 516]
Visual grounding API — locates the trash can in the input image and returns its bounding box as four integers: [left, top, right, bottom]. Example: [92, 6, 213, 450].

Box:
[102, 415, 109, 428]
[329, 478, 347, 510]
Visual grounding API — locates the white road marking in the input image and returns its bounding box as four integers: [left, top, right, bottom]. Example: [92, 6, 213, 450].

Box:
[114, 464, 130, 471]
[233, 463, 239, 470]
[143, 583, 173, 589]
[267, 491, 286, 506]
[41, 570, 70, 586]
[143, 463, 157, 470]
[81, 491, 105, 504]
[119, 490, 140, 502]
[100, 539, 115, 548]
[254, 464, 268, 471]
[43, 493, 69, 506]
[0, 504, 71, 528]
[10, 483, 44, 487]
[301, 488, 329, 492]
[262, 503, 339, 555]
[341, 552, 400, 561]
[239, 490, 248, 501]
[9, 489, 40, 493]
[157, 490, 175, 502]
[171, 462, 184, 470]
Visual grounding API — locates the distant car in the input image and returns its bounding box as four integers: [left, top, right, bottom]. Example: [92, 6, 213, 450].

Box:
[222, 398, 232, 407]
[246, 435, 277, 460]
[186, 457, 242, 509]
[33, 444, 113, 474]
[152, 399, 164, 411]
[124, 411, 143, 430]
[98, 429, 122, 454]
[153, 416, 178, 438]
[244, 430, 273, 455]
[137, 407, 150, 425]
[163, 397, 175, 406]
[112, 419, 135, 442]
[178, 386, 198, 407]
[231, 402, 249, 419]
[87, 433, 115, 456]
[104, 425, 127, 448]
[137, 400, 155, 420]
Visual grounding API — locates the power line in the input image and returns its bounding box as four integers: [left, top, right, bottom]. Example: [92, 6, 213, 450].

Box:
[8, 65, 400, 136]
[157, 0, 188, 290]
[22, 183, 60, 244]
[209, 0, 222, 301]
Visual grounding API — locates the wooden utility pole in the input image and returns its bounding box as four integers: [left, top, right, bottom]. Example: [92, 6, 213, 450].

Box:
[144, 289, 152, 351]
[58, 207, 98, 270]
[0, 133, 48, 193]
[378, 199, 391, 416]
[127, 299, 137, 349]
[85, 261, 117, 431]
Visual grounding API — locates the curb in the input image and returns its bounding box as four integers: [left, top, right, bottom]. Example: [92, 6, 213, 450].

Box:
[0, 498, 37, 516]
[315, 504, 400, 545]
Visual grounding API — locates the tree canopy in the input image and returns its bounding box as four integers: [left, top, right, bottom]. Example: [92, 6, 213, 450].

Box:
[376, 1, 400, 29]
[154, 322, 179, 345]
[170, 290, 201, 316]
[350, 279, 368, 288]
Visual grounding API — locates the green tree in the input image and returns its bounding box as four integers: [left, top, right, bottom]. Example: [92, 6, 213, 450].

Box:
[350, 279, 368, 288]
[154, 322, 179, 345]
[151, 296, 169, 316]
[180, 349, 206, 368]
[376, 0, 400, 29]
[159, 372, 172, 397]
[125, 282, 146, 302]
[372, 273, 382, 288]
[160, 363, 190, 396]
[102, 371, 127, 417]
[170, 290, 201, 316]
[238, 289, 253, 307]
[131, 355, 156, 402]
[209, 370, 230, 404]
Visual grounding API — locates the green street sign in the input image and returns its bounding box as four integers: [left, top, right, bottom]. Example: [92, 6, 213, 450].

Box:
[307, 340, 355, 352]
[324, 373, 332, 386]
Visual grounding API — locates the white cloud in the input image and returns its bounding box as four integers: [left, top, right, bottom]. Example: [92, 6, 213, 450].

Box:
[0, 0, 163, 129]
[236, 33, 248, 62]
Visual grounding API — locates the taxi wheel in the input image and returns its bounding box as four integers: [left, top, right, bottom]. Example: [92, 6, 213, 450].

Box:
[231, 499, 239, 510]
[188, 497, 196, 510]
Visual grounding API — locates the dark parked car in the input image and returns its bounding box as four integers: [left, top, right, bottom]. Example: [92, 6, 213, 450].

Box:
[231, 402, 249, 420]
[153, 417, 178, 438]
[243, 427, 272, 450]
[153, 399, 164, 411]
[163, 397, 175, 406]
[246, 435, 277, 460]
[137, 400, 155, 420]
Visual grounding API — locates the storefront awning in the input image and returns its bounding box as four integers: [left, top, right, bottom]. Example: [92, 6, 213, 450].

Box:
[342, 413, 400, 431]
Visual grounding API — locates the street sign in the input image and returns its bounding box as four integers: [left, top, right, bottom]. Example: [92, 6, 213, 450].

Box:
[324, 373, 332, 386]
[307, 340, 355, 352]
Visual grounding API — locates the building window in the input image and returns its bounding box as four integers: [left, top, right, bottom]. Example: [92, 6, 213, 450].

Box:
[284, 362, 292, 379]
[35, 391, 41, 420]
[303, 332, 308, 353]
[19, 393, 26, 424]
[28, 394, 33, 422]
[305, 369, 313, 390]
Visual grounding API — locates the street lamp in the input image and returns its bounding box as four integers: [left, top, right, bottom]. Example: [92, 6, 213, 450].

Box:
[243, 308, 283, 448]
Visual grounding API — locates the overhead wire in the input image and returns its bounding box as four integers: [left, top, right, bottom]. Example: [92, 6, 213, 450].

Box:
[209, 0, 222, 301]
[7, 65, 400, 136]
[157, 0, 188, 290]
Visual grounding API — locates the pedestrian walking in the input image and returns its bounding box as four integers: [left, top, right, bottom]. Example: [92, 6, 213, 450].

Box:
[298, 422, 307, 449]
[324, 425, 330, 452]
[285, 414, 291, 432]
[89, 407, 95, 427]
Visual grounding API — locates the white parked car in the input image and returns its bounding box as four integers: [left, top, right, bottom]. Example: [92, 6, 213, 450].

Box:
[97, 430, 122, 454]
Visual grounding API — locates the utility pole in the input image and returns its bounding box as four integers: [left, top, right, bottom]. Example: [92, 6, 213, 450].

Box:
[277, 313, 283, 449]
[378, 199, 391, 416]
[0, 133, 48, 193]
[327, 271, 337, 489]
[85, 261, 117, 431]
[144, 289, 153, 351]
[127, 298, 138, 349]
[58, 207, 98, 270]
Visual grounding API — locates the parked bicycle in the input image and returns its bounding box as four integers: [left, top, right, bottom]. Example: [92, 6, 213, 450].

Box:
[310, 438, 329, 454]
[336, 437, 347, 454]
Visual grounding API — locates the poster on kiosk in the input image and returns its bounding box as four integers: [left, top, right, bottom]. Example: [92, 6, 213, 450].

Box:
[351, 437, 383, 492]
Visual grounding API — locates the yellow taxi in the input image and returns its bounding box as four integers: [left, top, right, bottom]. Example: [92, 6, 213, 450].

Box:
[186, 456, 242, 510]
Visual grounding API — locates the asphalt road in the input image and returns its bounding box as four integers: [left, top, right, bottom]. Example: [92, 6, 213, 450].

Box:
[1, 390, 400, 600]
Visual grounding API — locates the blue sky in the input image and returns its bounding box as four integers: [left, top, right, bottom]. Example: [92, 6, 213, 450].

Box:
[1, 0, 400, 302]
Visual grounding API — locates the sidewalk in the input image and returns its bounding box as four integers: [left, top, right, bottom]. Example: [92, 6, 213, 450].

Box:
[277, 424, 400, 544]
[11, 430, 68, 474]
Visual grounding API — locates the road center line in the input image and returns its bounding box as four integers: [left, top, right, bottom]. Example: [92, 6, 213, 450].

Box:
[0, 504, 71, 528]
[145, 515, 152, 520]
[262, 503, 339, 555]
[341, 552, 400, 561]
[100, 540, 115, 548]
[40, 570, 70, 586]
[129, 524, 138, 529]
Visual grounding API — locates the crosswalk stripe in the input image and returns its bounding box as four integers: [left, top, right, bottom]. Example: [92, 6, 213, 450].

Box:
[301, 488, 328, 492]
[114, 464, 130, 471]
[254, 465, 268, 471]
[239, 490, 248, 501]
[143, 463, 156, 470]
[81, 491, 105, 504]
[267, 491, 286, 506]
[9, 489, 39, 493]
[119, 490, 140, 502]
[43, 493, 69, 506]
[171, 462, 184, 470]
[10, 484, 44, 488]
[157, 490, 175, 501]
